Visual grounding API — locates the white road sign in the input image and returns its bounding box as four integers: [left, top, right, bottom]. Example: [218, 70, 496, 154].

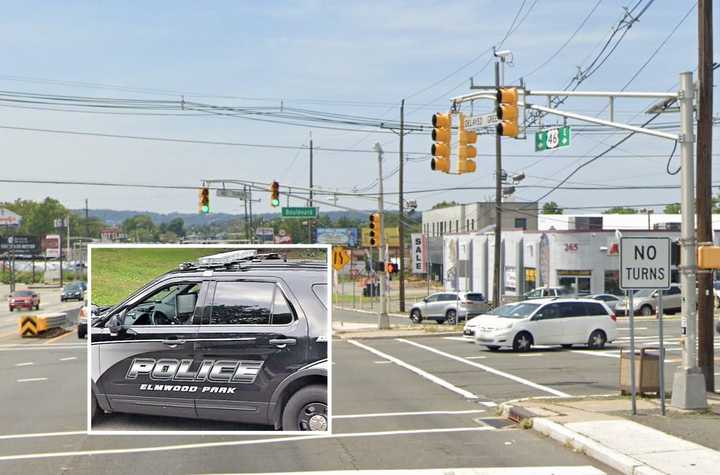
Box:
[620, 237, 671, 290]
[463, 113, 498, 130]
[216, 188, 247, 199]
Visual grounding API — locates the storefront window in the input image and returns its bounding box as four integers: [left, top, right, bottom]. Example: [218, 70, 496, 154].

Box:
[604, 270, 621, 295]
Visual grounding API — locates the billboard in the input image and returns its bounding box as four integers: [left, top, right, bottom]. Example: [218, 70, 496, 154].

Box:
[44, 234, 61, 258]
[0, 235, 39, 254]
[316, 228, 359, 247]
[0, 208, 21, 227]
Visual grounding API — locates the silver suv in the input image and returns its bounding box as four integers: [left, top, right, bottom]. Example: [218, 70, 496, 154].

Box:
[614, 284, 681, 316]
[522, 287, 572, 300]
[409, 291, 489, 325]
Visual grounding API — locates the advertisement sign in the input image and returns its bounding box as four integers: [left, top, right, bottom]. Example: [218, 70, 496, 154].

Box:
[0, 235, 39, 254]
[411, 233, 427, 274]
[316, 228, 359, 247]
[44, 234, 61, 258]
[0, 208, 21, 227]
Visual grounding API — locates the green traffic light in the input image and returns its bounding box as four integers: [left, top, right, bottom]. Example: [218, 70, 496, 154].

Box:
[271, 198, 280, 207]
[201, 205, 209, 213]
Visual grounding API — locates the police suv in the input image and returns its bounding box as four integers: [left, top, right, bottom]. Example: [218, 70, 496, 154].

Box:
[90, 250, 329, 431]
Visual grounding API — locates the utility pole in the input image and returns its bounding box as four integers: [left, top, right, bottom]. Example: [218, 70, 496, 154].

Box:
[696, 0, 714, 392]
[398, 99, 406, 313]
[671, 71, 707, 410]
[308, 136, 314, 244]
[375, 142, 390, 329]
[85, 198, 89, 238]
[243, 185, 249, 242]
[248, 187, 254, 243]
[493, 61, 503, 308]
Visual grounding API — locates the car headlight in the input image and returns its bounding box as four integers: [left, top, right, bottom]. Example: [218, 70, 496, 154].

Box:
[503, 322, 515, 329]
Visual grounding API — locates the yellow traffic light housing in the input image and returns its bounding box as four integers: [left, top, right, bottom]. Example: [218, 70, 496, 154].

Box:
[270, 181, 280, 207]
[199, 186, 210, 214]
[431, 112, 452, 173]
[496, 88, 520, 138]
[457, 113, 477, 174]
[369, 213, 381, 247]
[698, 245, 720, 269]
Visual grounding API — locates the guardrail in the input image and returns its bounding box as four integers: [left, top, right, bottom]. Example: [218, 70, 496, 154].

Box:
[18, 313, 67, 337]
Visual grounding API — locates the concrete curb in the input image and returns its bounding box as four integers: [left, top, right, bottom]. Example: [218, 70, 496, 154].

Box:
[500, 402, 666, 475]
[333, 306, 406, 318]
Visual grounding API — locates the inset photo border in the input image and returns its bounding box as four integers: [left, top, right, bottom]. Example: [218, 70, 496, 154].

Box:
[86, 243, 331, 435]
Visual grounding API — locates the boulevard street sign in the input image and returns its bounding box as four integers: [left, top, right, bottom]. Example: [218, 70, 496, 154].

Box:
[620, 237, 671, 290]
[463, 113, 498, 130]
[535, 126, 571, 151]
[216, 188, 247, 199]
[281, 207, 318, 219]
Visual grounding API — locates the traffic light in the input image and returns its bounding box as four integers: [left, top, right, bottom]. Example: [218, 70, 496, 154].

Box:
[698, 245, 720, 269]
[457, 113, 477, 174]
[496, 88, 520, 138]
[431, 112, 452, 173]
[199, 186, 210, 214]
[385, 261, 399, 273]
[369, 213, 381, 247]
[270, 181, 280, 207]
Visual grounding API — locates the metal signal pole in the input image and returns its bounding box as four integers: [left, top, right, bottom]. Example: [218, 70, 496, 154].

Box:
[493, 61, 503, 308]
[399, 99, 406, 312]
[375, 142, 390, 329]
[696, 0, 714, 392]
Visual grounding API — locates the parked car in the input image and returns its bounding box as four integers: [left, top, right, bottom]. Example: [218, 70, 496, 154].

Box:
[614, 285, 681, 316]
[62, 282, 86, 302]
[409, 291, 489, 325]
[589, 293, 621, 311]
[90, 250, 328, 431]
[713, 281, 720, 306]
[473, 298, 617, 352]
[522, 287, 572, 300]
[8, 290, 40, 311]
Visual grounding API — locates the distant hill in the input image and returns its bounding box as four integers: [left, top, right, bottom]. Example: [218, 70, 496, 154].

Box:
[72, 208, 379, 227]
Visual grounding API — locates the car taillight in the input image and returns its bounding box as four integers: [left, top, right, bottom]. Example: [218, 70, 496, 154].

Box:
[610, 313, 617, 322]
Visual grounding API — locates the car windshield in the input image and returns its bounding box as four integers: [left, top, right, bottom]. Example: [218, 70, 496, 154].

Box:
[633, 289, 654, 298]
[14, 290, 33, 297]
[496, 303, 540, 319]
[65, 284, 81, 291]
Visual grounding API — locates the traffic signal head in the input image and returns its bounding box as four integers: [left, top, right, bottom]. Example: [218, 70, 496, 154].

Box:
[369, 213, 381, 247]
[199, 186, 210, 214]
[270, 181, 280, 207]
[457, 113, 477, 174]
[496, 88, 520, 138]
[385, 262, 398, 273]
[431, 112, 452, 173]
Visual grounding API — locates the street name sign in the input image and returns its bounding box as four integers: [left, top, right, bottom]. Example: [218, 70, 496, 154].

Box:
[535, 126, 571, 152]
[281, 207, 318, 219]
[216, 188, 247, 199]
[463, 113, 498, 130]
[620, 237, 671, 290]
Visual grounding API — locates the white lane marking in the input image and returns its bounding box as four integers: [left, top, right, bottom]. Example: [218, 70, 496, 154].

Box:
[373, 360, 392, 364]
[465, 356, 487, 360]
[479, 401, 498, 407]
[396, 339, 571, 398]
[443, 337, 471, 342]
[0, 431, 85, 441]
[347, 340, 479, 400]
[60, 357, 78, 361]
[0, 427, 494, 462]
[334, 409, 486, 419]
[15, 362, 34, 367]
[517, 353, 544, 357]
[0, 345, 84, 352]
[571, 350, 620, 359]
[220, 467, 606, 475]
[16, 378, 48, 383]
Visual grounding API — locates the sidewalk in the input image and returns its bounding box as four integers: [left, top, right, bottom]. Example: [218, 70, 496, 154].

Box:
[501, 394, 720, 475]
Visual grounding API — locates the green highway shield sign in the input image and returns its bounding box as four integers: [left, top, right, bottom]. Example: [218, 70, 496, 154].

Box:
[281, 207, 318, 219]
[535, 126, 571, 152]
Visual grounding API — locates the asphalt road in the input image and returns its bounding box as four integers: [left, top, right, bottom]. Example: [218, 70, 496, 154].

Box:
[0, 303, 626, 475]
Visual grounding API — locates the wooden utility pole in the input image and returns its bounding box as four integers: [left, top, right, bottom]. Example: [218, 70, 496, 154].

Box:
[493, 61, 503, 307]
[696, 0, 714, 391]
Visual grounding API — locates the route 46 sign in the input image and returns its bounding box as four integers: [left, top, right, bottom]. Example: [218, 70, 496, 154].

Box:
[620, 237, 671, 290]
[535, 126, 571, 152]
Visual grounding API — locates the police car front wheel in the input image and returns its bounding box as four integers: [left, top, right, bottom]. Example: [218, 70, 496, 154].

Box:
[282, 385, 327, 431]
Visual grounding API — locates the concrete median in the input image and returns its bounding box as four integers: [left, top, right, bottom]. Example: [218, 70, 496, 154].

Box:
[18, 313, 68, 337]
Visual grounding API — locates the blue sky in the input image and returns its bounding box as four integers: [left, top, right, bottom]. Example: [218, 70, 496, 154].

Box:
[0, 0, 715, 215]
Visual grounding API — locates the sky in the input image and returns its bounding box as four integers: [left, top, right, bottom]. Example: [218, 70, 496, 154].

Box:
[0, 0, 716, 217]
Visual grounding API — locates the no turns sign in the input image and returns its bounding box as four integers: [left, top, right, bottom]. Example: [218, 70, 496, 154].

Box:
[620, 237, 671, 290]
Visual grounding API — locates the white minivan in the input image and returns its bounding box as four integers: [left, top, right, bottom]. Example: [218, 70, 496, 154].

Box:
[473, 298, 617, 352]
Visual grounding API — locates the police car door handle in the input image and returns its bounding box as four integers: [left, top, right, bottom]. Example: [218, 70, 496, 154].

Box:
[269, 338, 296, 347]
[162, 338, 185, 346]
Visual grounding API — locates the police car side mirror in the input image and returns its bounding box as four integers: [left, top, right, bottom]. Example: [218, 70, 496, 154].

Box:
[107, 314, 122, 334]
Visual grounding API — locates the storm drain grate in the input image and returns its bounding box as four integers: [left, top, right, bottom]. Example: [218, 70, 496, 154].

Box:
[476, 417, 515, 429]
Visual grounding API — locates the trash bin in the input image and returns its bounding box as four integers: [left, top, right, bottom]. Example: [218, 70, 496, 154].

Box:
[619, 347, 660, 395]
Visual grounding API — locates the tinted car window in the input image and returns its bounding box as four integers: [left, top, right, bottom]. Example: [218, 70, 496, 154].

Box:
[584, 302, 609, 316]
[667, 287, 681, 295]
[272, 289, 295, 325]
[440, 294, 458, 301]
[425, 294, 439, 303]
[210, 281, 274, 325]
[465, 293, 485, 301]
[558, 302, 587, 318]
[537, 303, 562, 319]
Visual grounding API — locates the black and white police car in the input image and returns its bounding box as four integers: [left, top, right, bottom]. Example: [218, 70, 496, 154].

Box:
[90, 250, 329, 431]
